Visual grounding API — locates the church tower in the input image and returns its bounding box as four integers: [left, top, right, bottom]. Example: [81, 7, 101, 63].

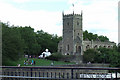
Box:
[61, 11, 83, 55]
[58, 10, 116, 63]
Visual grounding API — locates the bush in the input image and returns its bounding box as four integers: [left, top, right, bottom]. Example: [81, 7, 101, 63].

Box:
[45, 53, 63, 61]
[46, 53, 75, 62]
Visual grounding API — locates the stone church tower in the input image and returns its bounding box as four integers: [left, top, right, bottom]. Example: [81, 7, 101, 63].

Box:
[58, 11, 83, 56]
[58, 11, 116, 63]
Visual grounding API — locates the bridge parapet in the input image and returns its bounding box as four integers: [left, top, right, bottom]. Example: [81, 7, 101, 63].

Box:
[0, 66, 120, 80]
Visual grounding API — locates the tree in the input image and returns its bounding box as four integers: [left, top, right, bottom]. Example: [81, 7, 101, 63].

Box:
[2, 23, 25, 65]
[83, 30, 109, 42]
[83, 47, 120, 67]
[83, 49, 98, 63]
[36, 30, 62, 54]
[18, 26, 40, 55]
[98, 35, 109, 42]
[83, 30, 88, 40]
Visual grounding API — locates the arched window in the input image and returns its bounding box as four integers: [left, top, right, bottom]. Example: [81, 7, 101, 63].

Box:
[66, 45, 69, 51]
[67, 53, 69, 55]
[104, 46, 106, 48]
[78, 46, 81, 53]
[108, 46, 110, 48]
[76, 46, 81, 53]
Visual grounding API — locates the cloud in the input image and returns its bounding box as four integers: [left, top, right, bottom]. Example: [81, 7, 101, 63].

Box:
[72, 0, 118, 43]
[12, 0, 31, 3]
[0, 1, 62, 35]
[12, 0, 67, 3]
[0, 0, 119, 43]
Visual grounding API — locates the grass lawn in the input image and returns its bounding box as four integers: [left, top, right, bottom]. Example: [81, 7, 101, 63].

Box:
[13, 57, 75, 66]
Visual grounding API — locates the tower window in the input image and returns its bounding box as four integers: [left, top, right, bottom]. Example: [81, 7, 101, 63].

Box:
[66, 45, 69, 51]
[77, 22, 79, 25]
[68, 45, 69, 51]
[67, 22, 69, 25]
[78, 33, 79, 35]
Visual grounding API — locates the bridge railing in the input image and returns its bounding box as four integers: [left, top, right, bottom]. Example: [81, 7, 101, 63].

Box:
[0, 66, 120, 80]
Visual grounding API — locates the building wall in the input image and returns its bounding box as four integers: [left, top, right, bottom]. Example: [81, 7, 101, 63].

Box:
[83, 40, 116, 51]
[73, 14, 83, 55]
[62, 14, 74, 55]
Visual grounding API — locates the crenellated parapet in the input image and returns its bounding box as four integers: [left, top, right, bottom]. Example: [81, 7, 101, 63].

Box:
[62, 11, 82, 17]
[63, 14, 82, 16]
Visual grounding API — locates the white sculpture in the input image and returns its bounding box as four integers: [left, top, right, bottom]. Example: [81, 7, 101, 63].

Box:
[39, 49, 51, 58]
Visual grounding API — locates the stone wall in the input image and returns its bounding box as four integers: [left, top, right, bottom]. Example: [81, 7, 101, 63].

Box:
[83, 40, 116, 51]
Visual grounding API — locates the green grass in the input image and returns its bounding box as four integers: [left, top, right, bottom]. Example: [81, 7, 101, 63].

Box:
[9, 57, 75, 66]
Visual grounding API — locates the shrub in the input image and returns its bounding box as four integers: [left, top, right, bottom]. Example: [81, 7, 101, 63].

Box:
[45, 53, 63, 61]
[46, 53, 75, 62]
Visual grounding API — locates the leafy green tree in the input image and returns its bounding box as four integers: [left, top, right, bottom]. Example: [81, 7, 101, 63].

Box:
[36, 30, 62, 54]
[98, 35, 109, 42]
[83, 30, 89, 40]
[18, 27, 40, 55]
[2, 22, 62, 65]
[2, 23, 25, 65]
[83, 30, 109, 42]
[83, 49, 99, 63]
[83, 47, 120, 67]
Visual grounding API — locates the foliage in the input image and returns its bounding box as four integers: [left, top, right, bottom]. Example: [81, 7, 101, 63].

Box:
[2, 21, 119, 67]
[83, 30, 109, 42]
[46, 53, 75, 62]
[83, 47, 120, 67]
[98, 35, 109, 42]
[2, 23, 25, 65]
[83, 49, 99, 63]
[2, 22, 62, 65]
[36, 30, 62, 54]
[45, 53, 63, 61]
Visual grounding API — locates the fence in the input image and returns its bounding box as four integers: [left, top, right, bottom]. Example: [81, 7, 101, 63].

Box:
[0, 66, 120, 80]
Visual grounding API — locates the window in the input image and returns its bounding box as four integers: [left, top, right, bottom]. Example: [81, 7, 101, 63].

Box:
[67, 22, 69, 25]
[66, 45, 69, 51]
[68, 45, 69, 51]
[77, 22, 79, 25]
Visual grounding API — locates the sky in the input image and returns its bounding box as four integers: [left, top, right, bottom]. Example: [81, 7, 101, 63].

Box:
[0, 0, 119, 44]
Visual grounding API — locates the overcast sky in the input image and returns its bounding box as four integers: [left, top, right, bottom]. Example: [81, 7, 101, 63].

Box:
[0, 0, 119, 44]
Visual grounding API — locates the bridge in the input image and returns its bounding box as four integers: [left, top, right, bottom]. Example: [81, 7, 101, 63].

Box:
[0, 66, 120, 80]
